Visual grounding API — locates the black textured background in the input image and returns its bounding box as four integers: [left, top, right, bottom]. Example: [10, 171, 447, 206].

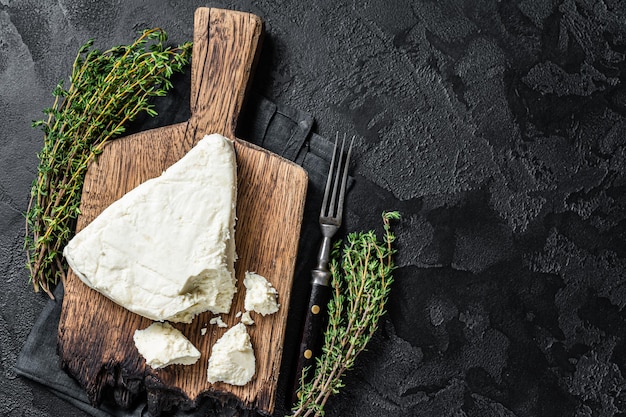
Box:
[2, 0, 626, 416]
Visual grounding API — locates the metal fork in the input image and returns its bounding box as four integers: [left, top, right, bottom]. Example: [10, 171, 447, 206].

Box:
[312, 133, 354, 287]
[292, 133, 354, 402]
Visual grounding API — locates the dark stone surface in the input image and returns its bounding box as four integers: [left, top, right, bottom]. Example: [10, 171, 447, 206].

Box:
[2, 0, 626, 416]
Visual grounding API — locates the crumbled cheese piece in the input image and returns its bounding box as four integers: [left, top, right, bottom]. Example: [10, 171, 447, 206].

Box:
[235, 311, 242, 318]
[243, 271, 280, 316]
[133, 322, 200, 369]
[241, 311, 254, 325]
[207, 323, 255, 386]
[63, 134, 238, 323]
[201, 327, 207, 336]
[210, 316, 228, 328]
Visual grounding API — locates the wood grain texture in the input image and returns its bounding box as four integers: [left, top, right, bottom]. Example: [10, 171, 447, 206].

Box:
[57, 7, 308, 415]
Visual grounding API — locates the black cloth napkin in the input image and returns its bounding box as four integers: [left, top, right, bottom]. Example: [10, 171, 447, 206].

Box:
[15, 93, 338, 417]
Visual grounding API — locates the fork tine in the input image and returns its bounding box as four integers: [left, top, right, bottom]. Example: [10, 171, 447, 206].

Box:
[336, 135, 354, 221]
[320, 132, 354, 221]
[320, 133, 340, 218]
[328, 133, 346, 217]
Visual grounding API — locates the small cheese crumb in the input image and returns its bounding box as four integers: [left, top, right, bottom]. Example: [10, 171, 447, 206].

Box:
[207, 323, 255, 385]
[243, 271, 280, 316]
[210, 316, 228, 328]
[201, 327, 207, 336]
[241, 311, 254, 325]
[235, 311, 242, 318]
[133, 322, 200, 369]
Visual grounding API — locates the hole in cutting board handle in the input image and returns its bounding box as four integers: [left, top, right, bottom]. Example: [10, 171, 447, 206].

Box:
[189, 7, 264, 140]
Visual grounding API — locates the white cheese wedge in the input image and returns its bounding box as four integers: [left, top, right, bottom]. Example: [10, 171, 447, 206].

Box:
[63, 133, 238, 323]
[133, 322, 201, 369]
[207, 323, 255, 386]
[243, 271, 280, 316]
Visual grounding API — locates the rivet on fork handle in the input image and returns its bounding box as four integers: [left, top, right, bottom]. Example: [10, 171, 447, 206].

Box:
[292, 133, 354, 405]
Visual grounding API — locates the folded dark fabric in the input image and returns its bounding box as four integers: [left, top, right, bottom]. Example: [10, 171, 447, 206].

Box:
[15, 92, 336, 417]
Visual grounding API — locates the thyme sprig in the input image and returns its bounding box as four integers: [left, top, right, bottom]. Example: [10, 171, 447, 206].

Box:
[291, 211, 400, 417]
[25, 29, 192, 298]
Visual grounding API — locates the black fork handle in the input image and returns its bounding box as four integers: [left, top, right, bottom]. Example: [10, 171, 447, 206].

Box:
[292, 280, 331, 404]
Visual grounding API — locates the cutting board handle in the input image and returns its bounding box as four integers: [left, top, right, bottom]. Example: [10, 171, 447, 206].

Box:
[190, 8, 263, 138]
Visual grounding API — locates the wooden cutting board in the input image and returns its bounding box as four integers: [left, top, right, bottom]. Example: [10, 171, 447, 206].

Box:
[57, 7, 308, 415]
